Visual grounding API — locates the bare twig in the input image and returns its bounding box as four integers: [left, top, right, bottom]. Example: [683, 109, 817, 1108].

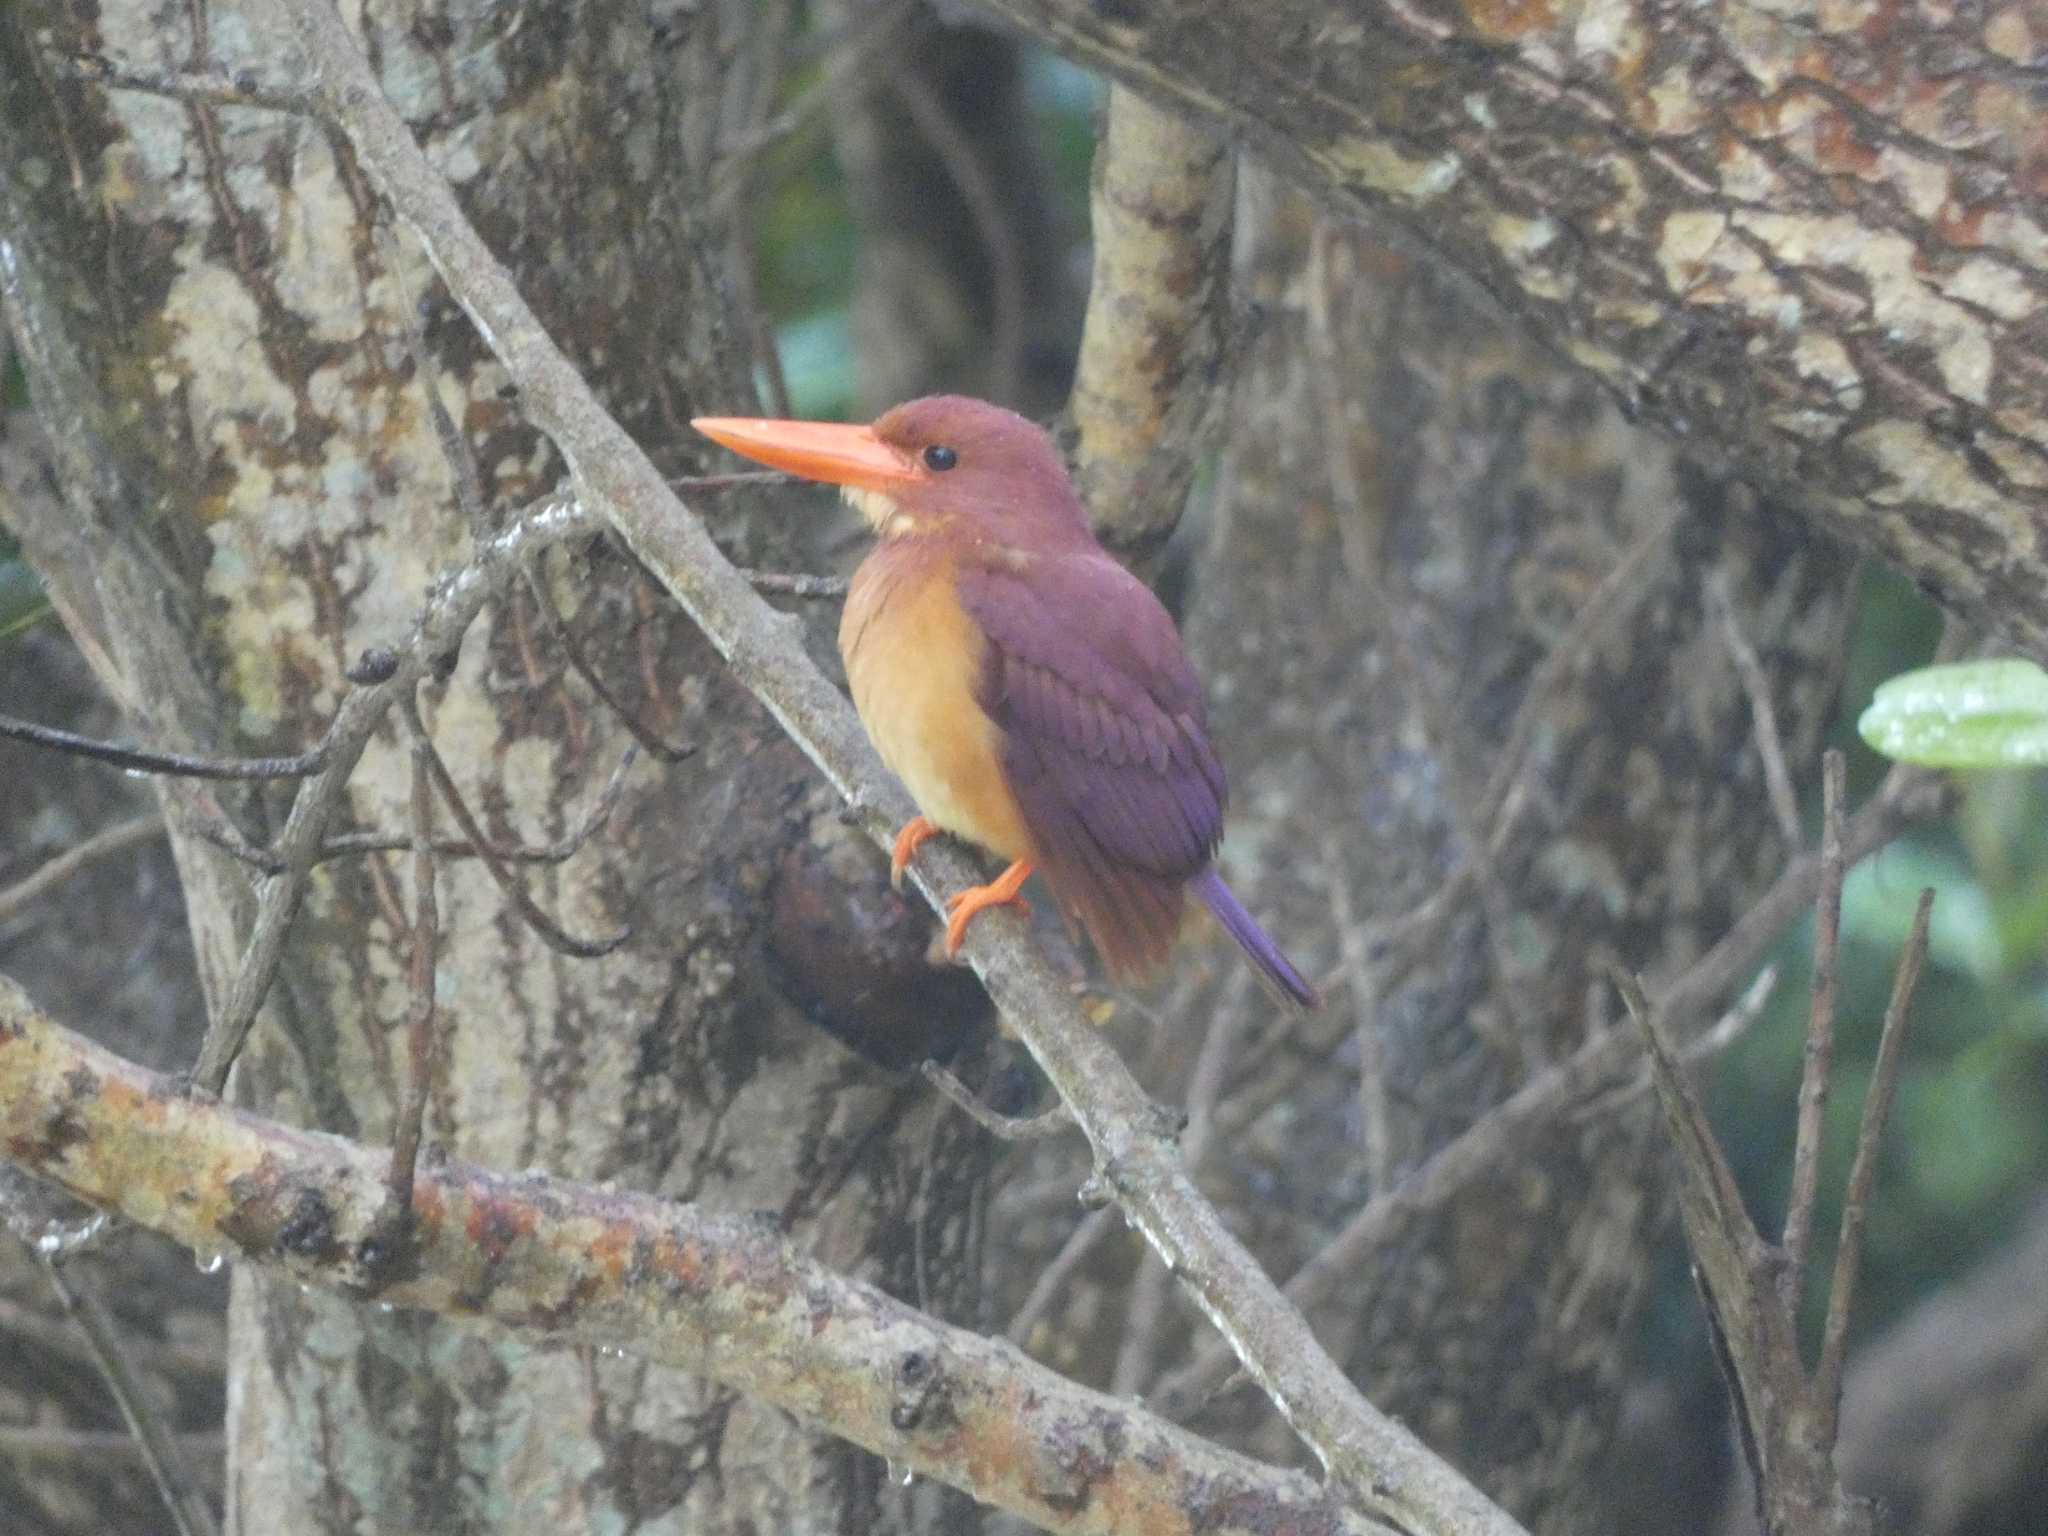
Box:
[1113, 975, 1249, 1397]
[32, 1253, 219, 1536]
[1784, 750, 1847, 1301]
[48, 53, 308, 114]
[741, 567, 851, 599]
[667, 470, 798, 493]
[405, 695, 630, 960]
[386, 704, 440, 1213]
[1322, 846, 1393, 1193]
[286, 9, 1520, 1529]
[0, 714, 324, 780]
[524, 555, 698, 760]
[1570, 965, 1778, 1121]
[1814, 888, 1933, 1442]
[378, 220, 489, 532]
[1157, 766, 1948, 1417]
[187, 491, 597, 1094]
[186, 740, 639, 874]
[1710, 571, 1803, 849]
[0, 1292, 219, 1385]
[1473, 508, 1677, 834]
[920, 1061, 1072, 1141]
[0, 814, 163, 925]
[0, 981, 1399, 1536]
[1607, 861, 1934, 1536]
[0, 1426, 224, 1468]
[1006, 1205, 1120, 1346]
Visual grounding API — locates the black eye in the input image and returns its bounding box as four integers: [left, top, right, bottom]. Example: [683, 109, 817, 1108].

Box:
[922, 445, 958, 472]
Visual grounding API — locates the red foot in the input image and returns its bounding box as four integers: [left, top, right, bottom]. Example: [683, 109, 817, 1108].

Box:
[889, 815, 940, 891]
[943, 860, 1034, 956]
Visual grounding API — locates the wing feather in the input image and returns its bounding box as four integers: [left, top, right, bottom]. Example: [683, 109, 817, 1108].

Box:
[957, 551, 1227, 975]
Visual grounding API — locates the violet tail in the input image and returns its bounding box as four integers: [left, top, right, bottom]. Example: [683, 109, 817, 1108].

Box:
[1192, 868, 1320, 1009]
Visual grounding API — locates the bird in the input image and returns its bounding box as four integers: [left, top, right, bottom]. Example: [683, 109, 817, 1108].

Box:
[693, 395, 1319, 1009]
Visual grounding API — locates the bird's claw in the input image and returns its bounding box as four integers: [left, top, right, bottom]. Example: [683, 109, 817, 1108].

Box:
[889, 815, 940, 891]
[941, 861, 1035, 957]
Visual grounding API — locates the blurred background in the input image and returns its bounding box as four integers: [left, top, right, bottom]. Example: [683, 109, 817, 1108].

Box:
[3, 4, 2044, 1533]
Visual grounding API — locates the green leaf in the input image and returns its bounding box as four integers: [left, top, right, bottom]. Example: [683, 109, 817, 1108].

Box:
[1857, 659, 2048, 767]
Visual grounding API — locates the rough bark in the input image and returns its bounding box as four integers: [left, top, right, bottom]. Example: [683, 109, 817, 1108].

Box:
[988, 170, 1857, 1530]
[1, 5, 991, 1533]
[0, 980, 1409, 1536]
[972, 0, 2048, 655]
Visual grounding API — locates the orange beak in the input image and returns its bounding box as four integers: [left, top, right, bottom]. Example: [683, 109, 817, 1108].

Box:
[691, 416, 919, 494]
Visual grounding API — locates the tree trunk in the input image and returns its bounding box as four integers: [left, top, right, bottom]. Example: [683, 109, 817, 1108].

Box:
[1, 4, 990, 1532]
[977, 0, 2048, 656]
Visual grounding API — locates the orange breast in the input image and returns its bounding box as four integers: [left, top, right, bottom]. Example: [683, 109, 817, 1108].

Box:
[840, 544, 1032, 863]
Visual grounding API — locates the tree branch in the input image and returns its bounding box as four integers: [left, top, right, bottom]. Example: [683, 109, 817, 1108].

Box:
[0, 979, 1394, 1536]
[1067, 85, 1234, 551]
[283, 5, 1523, 1531]
[970, 0, 2048, 655]
[185, 492, 597, 1093]
[0, 814, 163, 926]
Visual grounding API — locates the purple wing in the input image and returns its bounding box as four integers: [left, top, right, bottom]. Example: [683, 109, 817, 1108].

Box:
[956, 551, 1226, 976]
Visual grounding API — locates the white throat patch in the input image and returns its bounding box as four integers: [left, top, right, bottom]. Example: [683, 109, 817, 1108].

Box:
[842, 485, 915, 538]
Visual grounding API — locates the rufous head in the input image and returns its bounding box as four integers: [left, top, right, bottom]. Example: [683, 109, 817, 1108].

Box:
[692, 396, 1087, 543]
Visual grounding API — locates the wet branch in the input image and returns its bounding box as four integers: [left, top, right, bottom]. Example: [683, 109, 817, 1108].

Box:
[0, 981, 1395, 1536]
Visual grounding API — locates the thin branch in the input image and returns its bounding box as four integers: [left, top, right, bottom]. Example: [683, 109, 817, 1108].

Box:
[0, 1292, 219, 1385]
[1814, 887, 1934, 1441]
[1006, 1205, 1121, 1346]
[1322, 844, 1393, 1194]
[525, 553, 698, 760]
[48, 53, 309, 114]
[0, 983, 1397, 1536]
[185, 740, 638, 873]
[186, 491, 597, 1094]
[1569, 965, 1778, 1121]
[1709, 571, 1803, 849]
[667, 470, 798, 493]
[377, 220, 489, 532]
[285, 10, 1519, 1529]
[0, 714, 325, 780]
[32, 1253, 219, 1536]
[920, 1062, 1073, 1141]
[1473, 507, 1677, 835]
[741, 567, 851, 599]
[405, 694, 630, 960]
[0, 1426, 224, 1468]
[0, 814, 163, 925]
[1113, 974, 1249, 1397]
[1784, 749, 1847, 1301]
[1157, 765, 1948, 1416]
[386, 704, 440, 1213]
